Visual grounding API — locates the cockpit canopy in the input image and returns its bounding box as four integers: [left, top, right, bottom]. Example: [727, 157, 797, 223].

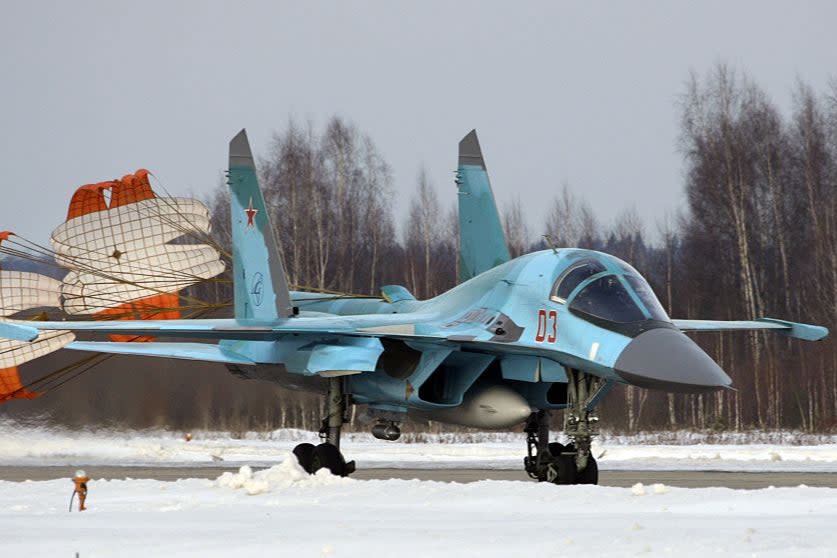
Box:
[550, 255, 670, 336]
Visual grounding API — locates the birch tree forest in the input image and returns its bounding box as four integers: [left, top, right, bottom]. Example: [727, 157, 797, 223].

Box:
[5, 65, 836, 433]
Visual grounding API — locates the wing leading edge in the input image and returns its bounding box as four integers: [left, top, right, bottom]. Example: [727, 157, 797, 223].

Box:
[67, 341, 255, 365]
[673, 318, 828, 341]
[6, 317, 449, 343]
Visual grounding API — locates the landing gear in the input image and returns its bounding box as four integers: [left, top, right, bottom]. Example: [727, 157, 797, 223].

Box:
[523, 370, 608, 485]
[564, 368, 601, 474]
[310, 442, 351, 476]
[292, 377, 356, 477]
[292, 442, 315, 472]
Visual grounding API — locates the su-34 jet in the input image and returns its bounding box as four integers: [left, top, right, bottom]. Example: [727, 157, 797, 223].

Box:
[6, 129, 828, 485]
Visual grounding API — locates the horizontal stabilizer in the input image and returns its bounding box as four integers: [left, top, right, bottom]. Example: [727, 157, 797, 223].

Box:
[673, 318, 828, 341]
[67, 341, 255, 365]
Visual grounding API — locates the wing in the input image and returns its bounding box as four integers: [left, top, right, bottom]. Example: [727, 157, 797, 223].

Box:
[672, 318, 828, 341]
[66, 341, 255, 365]
[0, 321, 39, 342]
[11, 316, 439, 341]
[11, 314, 584, 383]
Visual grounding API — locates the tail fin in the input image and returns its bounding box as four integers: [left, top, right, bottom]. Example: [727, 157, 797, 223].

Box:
[456, 130, 510, 281]
[228, 129, 294, 321]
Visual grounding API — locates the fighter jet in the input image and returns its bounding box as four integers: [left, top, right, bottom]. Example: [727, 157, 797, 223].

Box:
[9, 129, 828, 485]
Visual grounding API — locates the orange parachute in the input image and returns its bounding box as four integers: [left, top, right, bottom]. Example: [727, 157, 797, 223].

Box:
[0, 231, 74, 402]
[52, 170, 224, 341]
[0, 169, 224, 403]
[0, 368, 38, 402]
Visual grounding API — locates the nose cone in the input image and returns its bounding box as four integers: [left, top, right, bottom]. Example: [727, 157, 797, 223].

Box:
[614, 328, 732, 393]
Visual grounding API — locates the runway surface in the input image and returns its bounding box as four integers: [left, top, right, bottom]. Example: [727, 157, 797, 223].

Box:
[3, 465, 837, 488]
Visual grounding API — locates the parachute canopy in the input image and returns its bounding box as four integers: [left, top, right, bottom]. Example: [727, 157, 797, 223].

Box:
[52, 170, 225, 317]
[0, 169, 226, 402]
[0, 232, 74, 401]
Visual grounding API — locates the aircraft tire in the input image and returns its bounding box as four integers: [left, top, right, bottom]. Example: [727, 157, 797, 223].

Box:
[547, 454, 577, 485]
[576, 456, 598, 485]
[292, 443, 316, 473]
[311, 443, 348, 477]
[547, 442, 565, 457]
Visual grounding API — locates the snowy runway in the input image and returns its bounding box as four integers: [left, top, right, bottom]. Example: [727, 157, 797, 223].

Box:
[5, 424, 837, 473]
[3, 459, 837, 558]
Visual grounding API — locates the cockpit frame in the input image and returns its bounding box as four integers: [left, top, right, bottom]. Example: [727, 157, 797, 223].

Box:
[549, 254, 675, 337]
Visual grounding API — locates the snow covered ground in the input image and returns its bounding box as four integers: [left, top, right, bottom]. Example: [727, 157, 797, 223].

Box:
[4, 424, 837, 556]
[3, 458, 837, 557]
[4, 422, 837, 472]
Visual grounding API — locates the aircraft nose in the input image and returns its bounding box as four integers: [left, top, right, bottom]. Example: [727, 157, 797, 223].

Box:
[614, 328, 732, 393]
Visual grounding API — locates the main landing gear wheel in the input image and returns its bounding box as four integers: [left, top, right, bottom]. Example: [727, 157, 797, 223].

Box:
[295, 377, 357, 478]
[523, 370, 609, 486]
[576, 455, 598, 485]
[545, 453, 577, 485]
[292, 443, 316, 473]
[311, 442, 351, 476]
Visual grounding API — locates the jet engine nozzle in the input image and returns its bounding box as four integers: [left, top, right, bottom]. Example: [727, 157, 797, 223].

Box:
[614, 328, 732, 393]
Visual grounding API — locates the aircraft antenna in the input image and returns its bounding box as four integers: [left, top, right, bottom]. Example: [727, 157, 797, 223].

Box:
[542, 234, 559, 254]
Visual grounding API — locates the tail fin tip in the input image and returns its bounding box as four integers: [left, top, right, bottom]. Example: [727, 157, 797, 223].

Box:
[229, 129, 255, 169]
[458, 129, 485, 168]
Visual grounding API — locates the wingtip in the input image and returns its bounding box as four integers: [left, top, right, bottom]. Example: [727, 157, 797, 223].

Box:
[0, 321, 39, 343]
[757, 317, 830, 341]
[229, 128, 254, 169]
[458, 129, 484, 168]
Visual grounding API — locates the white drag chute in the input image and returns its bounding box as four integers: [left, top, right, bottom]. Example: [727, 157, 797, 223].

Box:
[0, 170, 226, 401]
[0, 245, 74, 401]
[51, 170, 225, 322]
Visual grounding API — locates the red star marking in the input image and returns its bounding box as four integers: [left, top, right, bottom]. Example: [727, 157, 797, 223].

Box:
[245, 197, 258, 228]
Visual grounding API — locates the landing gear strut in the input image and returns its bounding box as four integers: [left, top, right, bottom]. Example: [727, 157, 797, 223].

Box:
[523, 370, 609, 485]
[292, 377, 356, 477]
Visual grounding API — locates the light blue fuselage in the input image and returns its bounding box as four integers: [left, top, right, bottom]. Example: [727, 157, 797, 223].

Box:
[227, 248, 648, 415]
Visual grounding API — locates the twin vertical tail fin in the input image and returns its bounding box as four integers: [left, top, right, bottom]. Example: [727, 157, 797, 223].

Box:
[227, 128, 508, 313]
[456, 130, 510, 282]
[228, 130, 294, 321]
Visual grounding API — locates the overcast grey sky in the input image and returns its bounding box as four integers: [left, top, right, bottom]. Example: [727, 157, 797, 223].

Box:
[1, 1, 834, 245]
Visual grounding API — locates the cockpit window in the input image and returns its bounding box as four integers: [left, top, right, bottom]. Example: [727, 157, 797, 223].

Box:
[624, 275, 669, 321]
[569, 275, 645, 323]
[551, 259, 607, 302]
[614, 259, 640, 275]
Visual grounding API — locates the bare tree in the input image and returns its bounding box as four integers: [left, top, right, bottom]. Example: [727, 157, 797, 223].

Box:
[405, 167, 441, 298]
[503, 196, 530, 257]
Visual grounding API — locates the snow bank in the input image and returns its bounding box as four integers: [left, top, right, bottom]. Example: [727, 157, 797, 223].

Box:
[215, 460, 351, 495]
[2, 463, 837, 557]
[630, 482, 671, 496]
